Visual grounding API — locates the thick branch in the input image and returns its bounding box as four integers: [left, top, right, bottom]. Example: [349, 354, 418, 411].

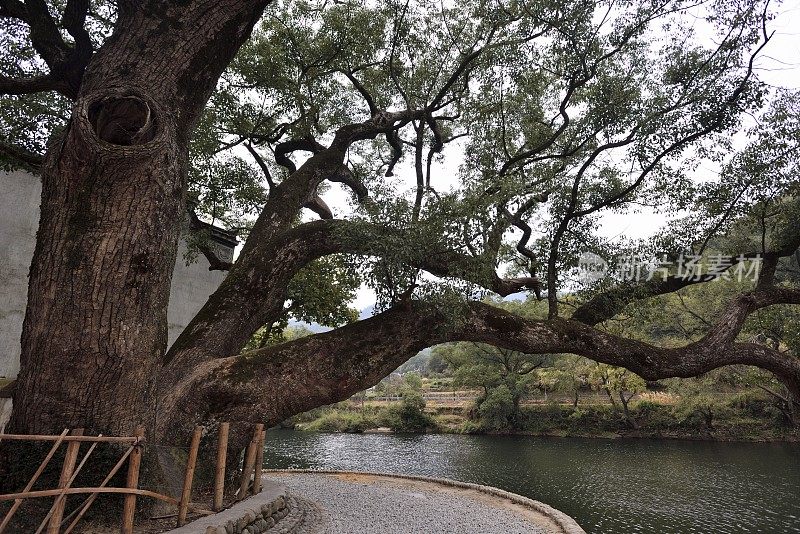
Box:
[61, 0, 91, 52]
[327, 164, 367, 200]
[0, 73, 61, 95]
[274, 138, 324, 173]
[163, 216, 539, 377]
[572, 276, 712, 326]
[304, 195, 333, 219]
[168, 288, 800, 430]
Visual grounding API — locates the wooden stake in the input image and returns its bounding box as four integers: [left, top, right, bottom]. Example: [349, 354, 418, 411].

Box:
[236, 446, 255, 501]
[0, 428, 69, 532]
[46, 428, 84, 534]
[121, 425, 145, 534]
[177, 426, 203, 527]
[63, 444, 135, 534]
[237, 424, 263, 501]
[252, 429, 266, 494]
[212, 422, 229, 512]
[37, 432, 101, 534]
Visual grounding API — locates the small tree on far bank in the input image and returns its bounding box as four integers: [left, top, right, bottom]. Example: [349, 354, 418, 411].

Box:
[386, 390, 436, 433]
[548, 356, 594, 407]
[590, 364, 647, 429]
[436, 341, 550, 430]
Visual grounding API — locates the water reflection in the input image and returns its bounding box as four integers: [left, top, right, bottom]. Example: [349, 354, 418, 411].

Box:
[264, 430, 800, 533]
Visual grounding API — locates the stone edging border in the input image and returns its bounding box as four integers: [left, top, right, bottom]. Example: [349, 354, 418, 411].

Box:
[166, 486, 288, 534]
[264, 469, 586, 534]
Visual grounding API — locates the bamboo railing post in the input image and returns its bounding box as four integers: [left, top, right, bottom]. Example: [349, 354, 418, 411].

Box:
[63, 445, 136, 534]
[0, 428, 69, 532]
[213, 422, 229, 512]
[47, 428, 84, 534]
[177, 426, 203, 527]
[236, 447, 255, 501]
[252, 429, 266, 494]
[121, 425, 145, 534]
[237, 424, 263, 501]
[37, 432, 102, 534]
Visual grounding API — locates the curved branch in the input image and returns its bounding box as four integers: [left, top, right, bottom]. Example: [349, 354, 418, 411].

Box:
[274, 138, 324, 173]
[326, 164, 367, 200]
[0, 73, 61, 95]
[385, 129, 403, 177]
[163, 217, 541, 374]
[304, 195, 333, 219]
[0, 139, 44, 168]
[18, 0, 70, 67]
[341, 70, 378, 116]
[572, 248, 799, 325]
[572, 276, 715, 326]
[1, 0, 94, 98]
[62, 0, 92, 52]
[167, 289, 800, 431]
[244, 142, 276, 192]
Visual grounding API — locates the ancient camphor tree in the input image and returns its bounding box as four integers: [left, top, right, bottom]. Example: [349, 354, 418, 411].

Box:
[1, 0, 799, 488]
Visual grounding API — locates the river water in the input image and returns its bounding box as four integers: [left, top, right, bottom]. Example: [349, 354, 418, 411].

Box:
[263, 429, 800, 533]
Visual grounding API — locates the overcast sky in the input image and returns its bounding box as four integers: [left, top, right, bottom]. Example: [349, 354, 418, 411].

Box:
[596, 2, 800, 242]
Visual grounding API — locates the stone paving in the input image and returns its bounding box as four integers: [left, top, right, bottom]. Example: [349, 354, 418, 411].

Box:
[266, 471, 584, 534]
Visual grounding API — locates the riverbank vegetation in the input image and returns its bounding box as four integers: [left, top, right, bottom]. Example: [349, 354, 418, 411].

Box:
[292, 386, 799, 441]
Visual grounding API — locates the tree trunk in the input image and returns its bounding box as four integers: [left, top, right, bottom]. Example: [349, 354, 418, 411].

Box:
[620, 392, 638, 430]
[2, 1, 271, 497]
[9, 89, 184, 437]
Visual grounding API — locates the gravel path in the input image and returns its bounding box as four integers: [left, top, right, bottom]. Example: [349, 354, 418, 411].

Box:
[266, 472, 566, 534]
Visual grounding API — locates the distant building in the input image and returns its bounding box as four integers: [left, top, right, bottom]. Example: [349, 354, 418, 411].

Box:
[0, 170, 235, 430]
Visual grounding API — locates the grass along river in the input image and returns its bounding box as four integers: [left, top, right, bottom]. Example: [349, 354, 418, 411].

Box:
[263, 429, 800, 533]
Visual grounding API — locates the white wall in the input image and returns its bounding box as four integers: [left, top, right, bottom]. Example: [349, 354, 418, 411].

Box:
[0, 170, 228, 430]
[168, 240, 228, 346]
[0, 171, 40, 380]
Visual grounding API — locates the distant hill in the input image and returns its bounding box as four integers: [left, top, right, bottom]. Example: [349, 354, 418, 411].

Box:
[396, 348, 432, 374]
[287, 304, 375, 333]
[289, 296, 523, 333]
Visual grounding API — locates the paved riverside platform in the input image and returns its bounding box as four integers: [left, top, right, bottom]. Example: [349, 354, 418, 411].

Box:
[264, 470, 586, 534]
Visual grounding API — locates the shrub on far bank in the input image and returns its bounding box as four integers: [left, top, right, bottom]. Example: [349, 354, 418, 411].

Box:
[382, 391, 437, 432]
[303, 410, 375, 433]
[294, 386, 799, 440]
[477, 385, 516, 432]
